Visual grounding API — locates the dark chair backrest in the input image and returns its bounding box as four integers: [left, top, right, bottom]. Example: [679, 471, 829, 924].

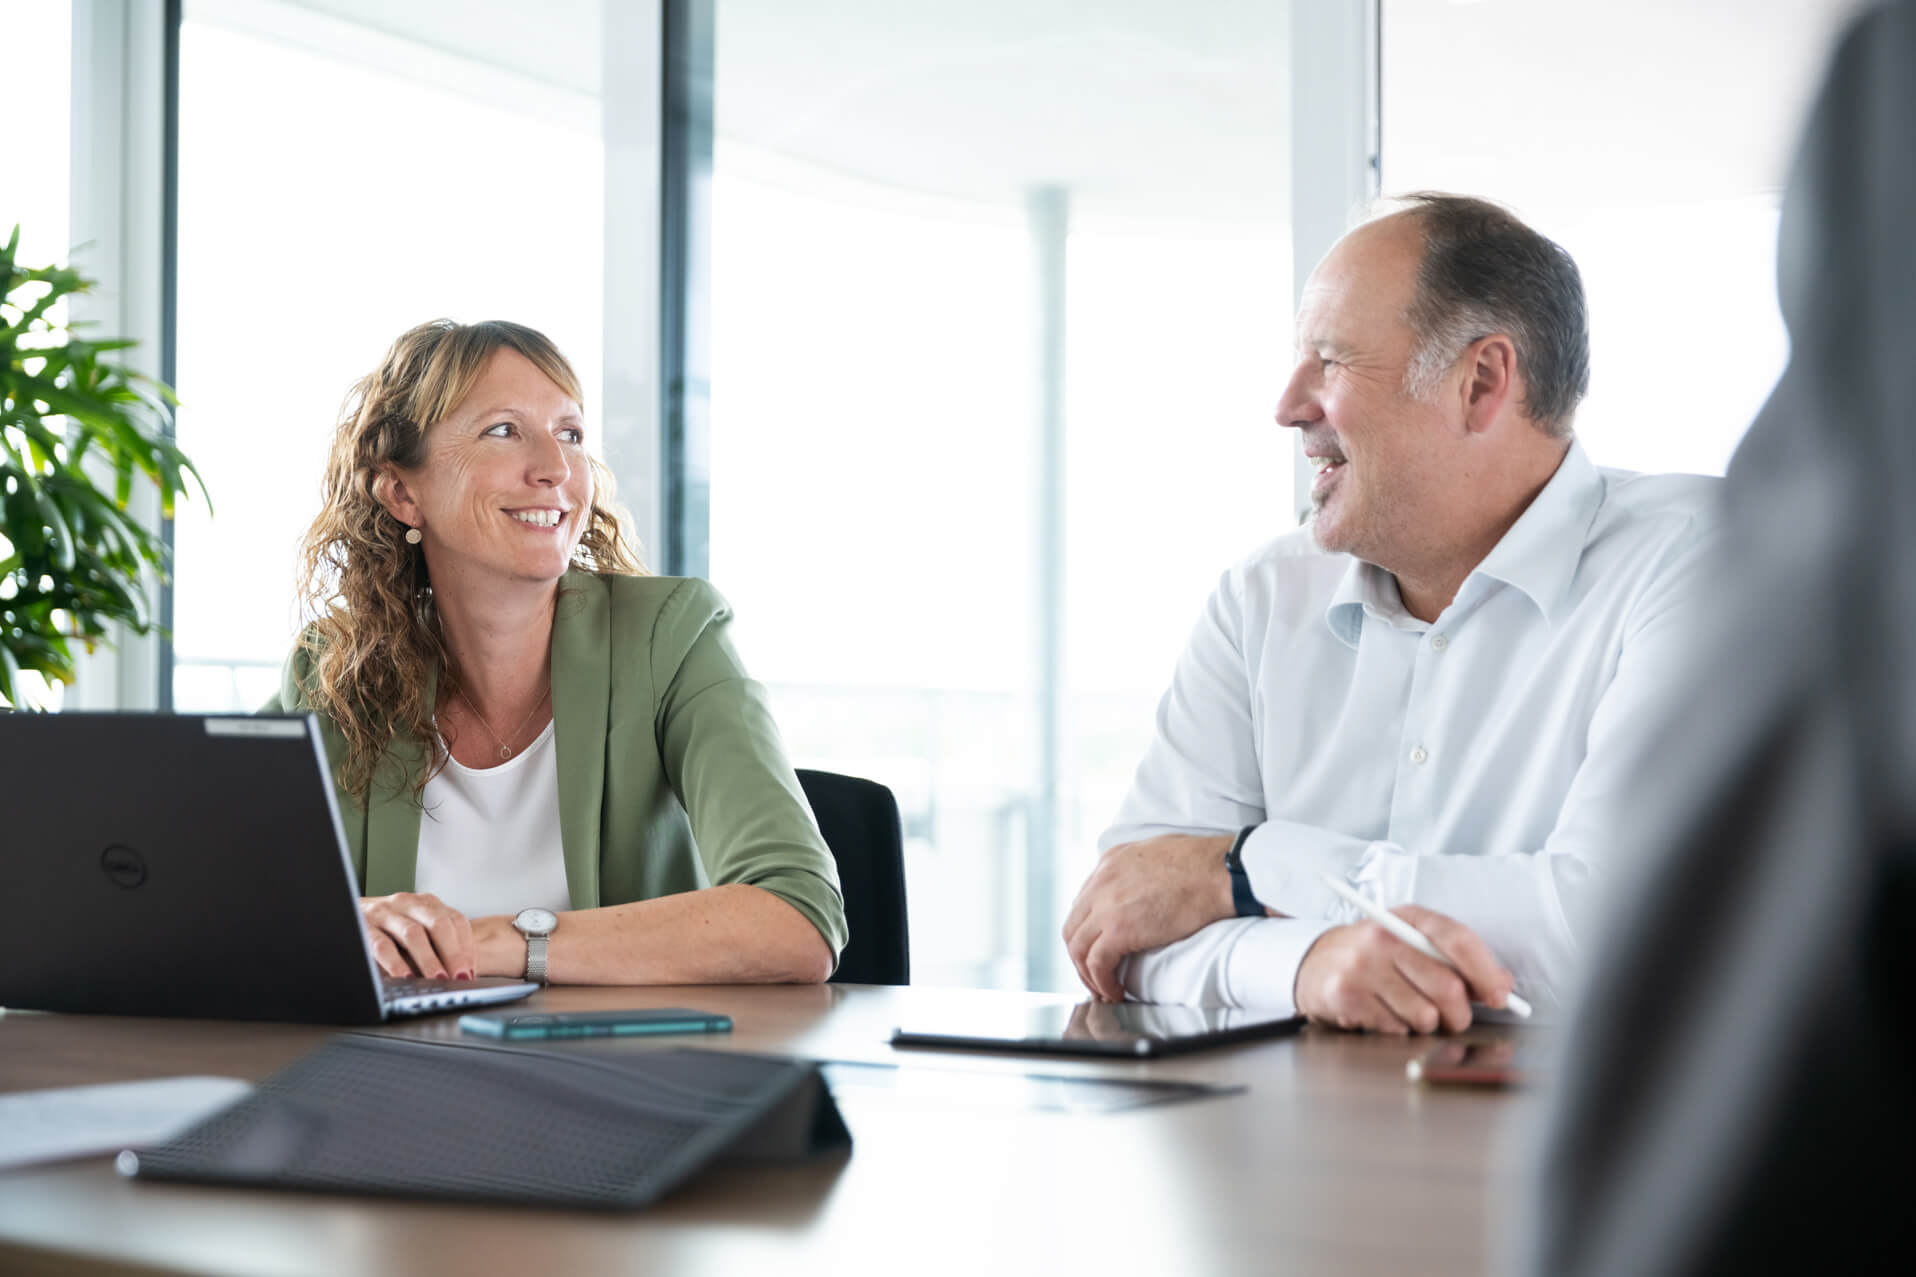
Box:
[796, 769, 909, 986]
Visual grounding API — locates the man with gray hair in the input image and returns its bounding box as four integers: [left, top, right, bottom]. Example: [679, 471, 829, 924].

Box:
[1062, 194, 1719, 1032]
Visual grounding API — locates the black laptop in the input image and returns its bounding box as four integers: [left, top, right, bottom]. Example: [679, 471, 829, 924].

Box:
[0, 712, 536, 1024]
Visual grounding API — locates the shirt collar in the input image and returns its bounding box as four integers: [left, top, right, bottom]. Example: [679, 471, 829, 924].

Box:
[1322, 439, 1604, 647]
[1466, 439, 1604, 627]
[1326, 558, 1407, 648]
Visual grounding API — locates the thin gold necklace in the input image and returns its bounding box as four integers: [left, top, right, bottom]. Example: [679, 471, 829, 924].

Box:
[452, 683, 550, 761]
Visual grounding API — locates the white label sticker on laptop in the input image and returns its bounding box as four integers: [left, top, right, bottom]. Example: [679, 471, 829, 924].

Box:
[204, 718, 306, 739]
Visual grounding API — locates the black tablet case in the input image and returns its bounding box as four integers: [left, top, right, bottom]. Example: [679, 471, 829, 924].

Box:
[121, 1036, 850, 1210]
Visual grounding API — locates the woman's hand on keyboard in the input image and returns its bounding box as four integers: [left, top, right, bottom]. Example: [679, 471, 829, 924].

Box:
[359, 892, 475, 980]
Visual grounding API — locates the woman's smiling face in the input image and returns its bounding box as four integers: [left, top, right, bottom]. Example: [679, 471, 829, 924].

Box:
[383, 346, 593, 592]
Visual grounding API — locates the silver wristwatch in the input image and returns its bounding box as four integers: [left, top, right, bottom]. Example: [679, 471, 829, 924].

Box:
[511, 908, 559, 984]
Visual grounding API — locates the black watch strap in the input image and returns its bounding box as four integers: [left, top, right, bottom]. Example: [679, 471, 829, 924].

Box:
[1225, 825, 1264, 917]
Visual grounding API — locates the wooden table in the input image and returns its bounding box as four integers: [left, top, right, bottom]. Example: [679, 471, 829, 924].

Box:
[0, 986, 1536, 1276]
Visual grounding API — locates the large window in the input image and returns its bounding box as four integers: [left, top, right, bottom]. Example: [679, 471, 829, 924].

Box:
[708, 1, 1295, 990]
[171, 0, 606, 709]
[1381, 0, 1856, 476]
[2, 2, 71, 273]
[1, 0, 73, 710]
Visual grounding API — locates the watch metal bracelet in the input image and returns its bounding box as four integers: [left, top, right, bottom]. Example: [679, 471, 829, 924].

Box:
[525, 934, 549, 984]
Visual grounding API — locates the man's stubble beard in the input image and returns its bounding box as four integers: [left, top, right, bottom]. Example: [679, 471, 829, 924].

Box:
[1308, 484, 1409, 570]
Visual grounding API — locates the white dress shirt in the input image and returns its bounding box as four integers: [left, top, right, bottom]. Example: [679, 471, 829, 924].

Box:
[1105, 442, 1720, 1016]
[414, 720, 571, 919]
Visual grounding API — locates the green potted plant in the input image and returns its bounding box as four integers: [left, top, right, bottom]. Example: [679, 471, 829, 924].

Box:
[1, 225, 207, 707]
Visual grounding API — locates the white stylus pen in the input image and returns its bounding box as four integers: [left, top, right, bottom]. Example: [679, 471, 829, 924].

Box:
[1313, 870, 1533, 1019]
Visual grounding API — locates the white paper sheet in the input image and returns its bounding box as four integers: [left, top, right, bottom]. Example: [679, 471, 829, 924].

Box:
[0, 1076, 254, 1171]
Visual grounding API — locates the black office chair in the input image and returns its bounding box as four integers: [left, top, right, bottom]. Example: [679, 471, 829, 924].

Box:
[796, 769, 910, 986]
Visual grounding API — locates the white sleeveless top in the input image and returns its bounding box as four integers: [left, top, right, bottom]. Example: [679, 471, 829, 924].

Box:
[414, 720, 571, 917]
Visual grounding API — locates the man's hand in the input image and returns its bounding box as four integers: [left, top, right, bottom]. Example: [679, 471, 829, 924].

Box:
[1063, 833, 1236, 1002]
[1294, 904, 1513, 1034]
[1064, 999, 1131, 1042]
[358, 892, 475, 980]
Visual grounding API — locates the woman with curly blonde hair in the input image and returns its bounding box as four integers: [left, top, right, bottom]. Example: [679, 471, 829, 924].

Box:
[265, 319, 844, 986]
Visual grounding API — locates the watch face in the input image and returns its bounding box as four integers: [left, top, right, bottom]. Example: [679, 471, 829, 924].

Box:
[514, 908, 558, 935]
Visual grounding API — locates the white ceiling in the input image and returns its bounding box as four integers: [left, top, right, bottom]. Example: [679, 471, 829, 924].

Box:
[275, 0, 1861, 219]
[277, 0, 1289, 222]
[709, 0, 1291, 223]
[281, 0, 605, 92]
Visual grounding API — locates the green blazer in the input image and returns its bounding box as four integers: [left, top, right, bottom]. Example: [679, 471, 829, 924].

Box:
[263, 571, 847, 962]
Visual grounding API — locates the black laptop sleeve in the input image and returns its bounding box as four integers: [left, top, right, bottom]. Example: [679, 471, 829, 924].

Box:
[120, 1035, 851, 1210]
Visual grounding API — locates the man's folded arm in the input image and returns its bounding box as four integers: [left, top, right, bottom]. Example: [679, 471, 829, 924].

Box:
[1122, 916, 1338, 1015]
[1245, 821, 1593, 1009]
[1115, 817, 1595, 1013]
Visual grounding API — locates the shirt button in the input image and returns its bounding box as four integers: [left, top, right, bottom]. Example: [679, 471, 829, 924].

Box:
[1410, 746, 1429, 765]
[1431, 635, 1448, 652]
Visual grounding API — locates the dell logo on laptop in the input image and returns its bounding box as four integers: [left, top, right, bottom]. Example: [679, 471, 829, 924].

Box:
[101, 845, 147, 889]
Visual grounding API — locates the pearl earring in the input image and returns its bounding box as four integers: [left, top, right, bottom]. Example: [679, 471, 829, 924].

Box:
[404, 527, 423, 545]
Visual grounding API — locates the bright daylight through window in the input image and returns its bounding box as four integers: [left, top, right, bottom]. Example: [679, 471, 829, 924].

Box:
[708, 0, 1294, 990]
[171, 0, 604, 711]
[1382, 0, 1857, 476]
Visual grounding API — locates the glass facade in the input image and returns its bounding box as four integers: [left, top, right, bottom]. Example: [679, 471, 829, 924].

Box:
[708, 1, 1294, 989]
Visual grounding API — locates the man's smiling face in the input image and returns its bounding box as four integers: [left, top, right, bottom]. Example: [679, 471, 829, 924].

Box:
[1276, 217, 1465, 572]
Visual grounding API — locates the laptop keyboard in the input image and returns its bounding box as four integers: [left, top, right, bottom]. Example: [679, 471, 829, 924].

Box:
[380, 976, 465, 997]
[380, 975, 526, 1016]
